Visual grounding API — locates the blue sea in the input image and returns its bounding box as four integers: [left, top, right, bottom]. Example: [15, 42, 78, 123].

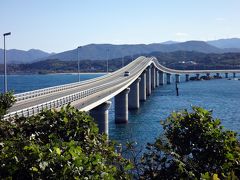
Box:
[1, 73, 240, 147]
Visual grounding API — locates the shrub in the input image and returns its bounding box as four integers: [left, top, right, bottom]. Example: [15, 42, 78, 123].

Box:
[0, 91, 16, 119]
[140, 107, 240, 179]
[0, 93, 132, 179]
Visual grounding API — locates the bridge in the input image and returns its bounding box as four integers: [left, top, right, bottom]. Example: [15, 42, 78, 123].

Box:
[4, 56, 240, 134]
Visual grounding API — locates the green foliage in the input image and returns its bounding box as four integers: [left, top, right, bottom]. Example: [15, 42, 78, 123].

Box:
[1, 93, 240, 179]
[0, 103, 132, 179]
[0, 91, 16, 119]
[140, 107, 240, 179]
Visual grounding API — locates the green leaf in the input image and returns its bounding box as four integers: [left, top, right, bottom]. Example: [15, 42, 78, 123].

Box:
[54, 147, 61, 155]
[226, 153, 234, 160]
[32, 167, 38, 172]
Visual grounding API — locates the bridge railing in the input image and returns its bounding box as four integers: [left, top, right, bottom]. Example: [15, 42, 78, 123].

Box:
[152, 57, 240, 74]
[14, 74, 108, 101]
[4, 77, 124, 120]
[5, 57, 147, 120]
[14, 57, 141, 102]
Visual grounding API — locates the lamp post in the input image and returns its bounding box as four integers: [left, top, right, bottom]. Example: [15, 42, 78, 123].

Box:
[77, 46, 81, 82]
[122, 55, 124, 68]
[3, 32, 11, 93]
[106, 49, 109, 73]
[121, 48, 124, 68]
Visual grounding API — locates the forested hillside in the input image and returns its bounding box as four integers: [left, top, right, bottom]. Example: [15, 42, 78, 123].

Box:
[1, 51, 240, 74]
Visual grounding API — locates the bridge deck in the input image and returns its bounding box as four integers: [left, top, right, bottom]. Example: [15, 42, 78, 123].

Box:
[5, 56, 240, 119]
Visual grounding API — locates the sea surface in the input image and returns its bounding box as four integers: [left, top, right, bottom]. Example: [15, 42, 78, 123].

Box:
[1, 73, 239, 147]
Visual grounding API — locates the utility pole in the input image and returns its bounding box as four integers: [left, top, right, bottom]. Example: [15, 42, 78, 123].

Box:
[77, 46, 81, 82]
[107, 49, 109, 73]
[3, 32, 11, 93]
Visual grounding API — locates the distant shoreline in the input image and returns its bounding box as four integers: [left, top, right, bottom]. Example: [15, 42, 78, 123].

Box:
[0, 72, 109, 76]
[47, 72, 108, 75]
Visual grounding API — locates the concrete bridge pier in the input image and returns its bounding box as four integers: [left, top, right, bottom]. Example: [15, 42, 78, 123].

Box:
[175, 74, 180, 83]
[225, 73, 228, 78]
[151, 66, 156, 90]
[196, 74, 200, 80]
[129, 78, 141, 109]
[159, 72, 165, 85]
[185, 74, 189, 81]
[167, 73, 171, 84]
[216, 73, 220, 78]
[156, 70, 159, 87]
[90, 101, 111, 135]
[233, 72, 236, 78]
[140, 71, 147, 101]
[115, 88, 130, 124]
[146, 67, 152, 96]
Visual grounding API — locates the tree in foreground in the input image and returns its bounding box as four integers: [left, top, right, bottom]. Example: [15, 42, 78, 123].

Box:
[0, 93, 132, 179]
[140, 107, 240, 179]
[0, 92, 16, 119]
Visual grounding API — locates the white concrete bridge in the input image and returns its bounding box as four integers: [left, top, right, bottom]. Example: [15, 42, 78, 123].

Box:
[5, 56, 240, 134]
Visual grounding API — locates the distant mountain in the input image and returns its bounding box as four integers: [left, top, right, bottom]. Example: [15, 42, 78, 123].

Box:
[0, 49, 52, 64]
[207, 38, 240, 49]
[45, 41, 225, 62]
[2, 38, 240, 64]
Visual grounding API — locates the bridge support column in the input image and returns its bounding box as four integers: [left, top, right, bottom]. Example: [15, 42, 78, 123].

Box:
[225, 73, 228, 78]
[175, 74, 180, 83]
[185, 74, 189, 82]
[233, 72, 236, 78]
[156, 70, 159, 87]
[129, 78, 141, 109]
[146, 67, 151, 96]
[196, 74, 200, 80]
[115, 88, 130, 123]
[216, 73, 220, 78]
[159, 72, 165, 85]
[151, 66, 156, 90]
[90, 101, 111, 135]
[140, 71, 147, 101]
[167, 73, 171, 84]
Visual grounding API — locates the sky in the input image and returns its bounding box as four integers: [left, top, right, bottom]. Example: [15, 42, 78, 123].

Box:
[1, 0, 240, 53]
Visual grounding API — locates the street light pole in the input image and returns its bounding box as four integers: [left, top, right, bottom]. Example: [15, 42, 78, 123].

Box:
[77, 46, 81, 82]
[121, 48, 124, 68]
[106, 49, 109, 73]
[3, 32, 11, 93]
[122, 55, 124, 68]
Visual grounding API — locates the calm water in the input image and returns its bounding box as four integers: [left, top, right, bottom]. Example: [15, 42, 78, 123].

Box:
[0, 73, 105, 94]
[109, 76, 240, 147]
[1, 73, 239, 147]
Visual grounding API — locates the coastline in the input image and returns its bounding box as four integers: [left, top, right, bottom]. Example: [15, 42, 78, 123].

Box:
[47, 72, 108, 75]
[0, 72, 109, 76]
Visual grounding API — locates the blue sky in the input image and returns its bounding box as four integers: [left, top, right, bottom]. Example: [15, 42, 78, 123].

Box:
[1, 0, 240, 53]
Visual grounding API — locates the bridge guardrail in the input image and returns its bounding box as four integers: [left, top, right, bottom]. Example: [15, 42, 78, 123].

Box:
[9, 56, 239, 120]
[14, 57, 142, 102]
[13, 56, 240, 102]
[152, 57, 240, 74]
[14, 74, 109, 101]
[4, 77, 125, 120]
[5, 57, 147, 120]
